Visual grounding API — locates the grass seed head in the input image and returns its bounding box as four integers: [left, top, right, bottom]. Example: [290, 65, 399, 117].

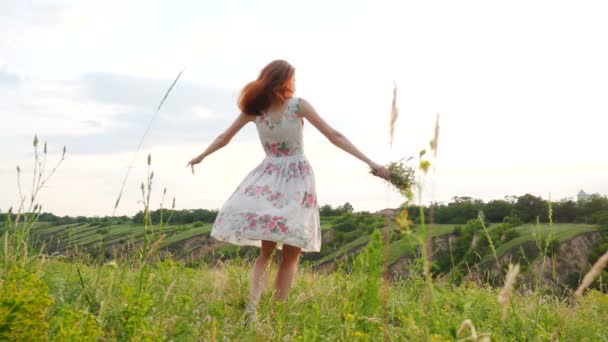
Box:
[573, 249, 608, 301]
[498, 263, 520, 321]
[389, 81, 399, 147]
[146, 234, 166, 259]
[457, 319, 476, 338]
[430, 113, 440, 156]
[104, 260, 118, 268]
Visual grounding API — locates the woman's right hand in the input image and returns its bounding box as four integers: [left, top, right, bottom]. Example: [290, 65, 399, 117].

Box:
[369, 161, 390, 180]
[186, 156, 203, 174]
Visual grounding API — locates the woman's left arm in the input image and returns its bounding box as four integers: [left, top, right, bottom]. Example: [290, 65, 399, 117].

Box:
[187, 112, 253, 174]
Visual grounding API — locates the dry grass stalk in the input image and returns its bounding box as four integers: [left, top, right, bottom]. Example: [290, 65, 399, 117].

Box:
[471, 234, 479, 249]
[457, 319, 476, 338]
[113, 70, 183, 215]
[457, 319, 491, 341]
[389, 81, 399, 147]
[163, 279, 177, 304]
[498, 263, 520, 321]
[211, 317, 217, 342]
[430, 112, 440, 156]
[145, 234, 166, 260]
[573, 249, 608, 301]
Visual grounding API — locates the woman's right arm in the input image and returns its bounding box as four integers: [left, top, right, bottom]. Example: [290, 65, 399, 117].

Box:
[187, 112, 254, 174]
[299, 98, 390, 179]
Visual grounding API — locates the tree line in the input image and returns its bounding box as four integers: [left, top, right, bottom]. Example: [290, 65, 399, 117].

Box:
[2, 193, 607, 229]
[404, 193, 608, 226]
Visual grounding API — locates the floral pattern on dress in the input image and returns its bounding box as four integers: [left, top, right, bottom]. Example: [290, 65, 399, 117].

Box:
[264, 142, 292, 157]
[257, 113, 274, 129]
[261, 163, 281, 176]
[245, 213, 289, 233]
[259, 161, 311, 180]
[300, 192, 317, 208]
[243, 185, 289, 208]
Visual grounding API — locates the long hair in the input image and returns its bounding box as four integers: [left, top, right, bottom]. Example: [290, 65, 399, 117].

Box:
[239, 60, 295, 115]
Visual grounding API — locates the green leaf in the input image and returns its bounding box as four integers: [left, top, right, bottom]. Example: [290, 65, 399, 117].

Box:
[420, 160, 431, 174]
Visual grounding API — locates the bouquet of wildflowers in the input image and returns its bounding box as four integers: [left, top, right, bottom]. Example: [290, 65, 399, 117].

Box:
[371, 158, 416, 200]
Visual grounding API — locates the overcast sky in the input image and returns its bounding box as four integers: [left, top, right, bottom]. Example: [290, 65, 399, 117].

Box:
[1, 0, 606, 217]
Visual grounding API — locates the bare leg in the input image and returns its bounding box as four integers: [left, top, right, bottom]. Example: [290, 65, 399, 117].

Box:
[249, 240, 277, 306]
[274, 244, 302, 301]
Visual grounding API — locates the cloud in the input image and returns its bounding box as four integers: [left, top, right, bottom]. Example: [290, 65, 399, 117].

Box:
[0, 67, 21, 85]
[192, 106, 218, 120]
[2, 71, 253, 155]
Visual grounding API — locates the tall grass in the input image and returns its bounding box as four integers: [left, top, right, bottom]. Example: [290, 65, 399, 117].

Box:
[1, 136, 65, 269]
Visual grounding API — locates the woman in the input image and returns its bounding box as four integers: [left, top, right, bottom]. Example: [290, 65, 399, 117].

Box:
[187, 60, 389, 319]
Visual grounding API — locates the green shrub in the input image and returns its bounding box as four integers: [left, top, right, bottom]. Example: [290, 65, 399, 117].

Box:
[0, 267, 54, 341]
[502, 215, 523, 228]
[503, 228, 521, 242]
[50, 308, 101, 341]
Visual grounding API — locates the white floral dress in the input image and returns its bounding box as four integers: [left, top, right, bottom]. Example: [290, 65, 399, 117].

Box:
[210, 97, 321, 252]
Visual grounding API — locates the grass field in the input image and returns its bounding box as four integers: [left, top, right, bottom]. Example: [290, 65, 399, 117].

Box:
[30, 220, 600, 274]
[29, 221, 213, 252]
[493, 223, 599, 258]
[2, 257, 604, 341]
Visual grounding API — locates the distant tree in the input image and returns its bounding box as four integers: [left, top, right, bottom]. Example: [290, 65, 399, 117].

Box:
[514, 194, 548, 223]
[483, 200, 513, 223]
[435, 197, 482, 224]
[336, 202, 354, 214]
[504, 195, 518, 204]
[552, 199, 577, 223]
[38, 212, 59, 222]
[402, 205, 429, 224]
[599, 211, 608, 231]
[577, 195, 608, 224]
[319, 204, 334, 216]
[502, 215, 523, 228]
[333, 213, 358, 232]
[132, 211, 145, 224]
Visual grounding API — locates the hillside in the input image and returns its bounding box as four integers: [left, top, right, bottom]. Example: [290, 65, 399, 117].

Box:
[24, 212, 606, 288]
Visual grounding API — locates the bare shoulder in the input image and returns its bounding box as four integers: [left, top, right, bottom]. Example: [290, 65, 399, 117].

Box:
[297, 97, 316, 117]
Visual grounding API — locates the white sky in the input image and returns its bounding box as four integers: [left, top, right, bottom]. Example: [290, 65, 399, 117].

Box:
[1, 0, 607, 216]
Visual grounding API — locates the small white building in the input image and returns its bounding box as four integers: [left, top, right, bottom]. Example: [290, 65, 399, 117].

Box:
[577, 189, 600, 202]
[578, 190, 590, 202]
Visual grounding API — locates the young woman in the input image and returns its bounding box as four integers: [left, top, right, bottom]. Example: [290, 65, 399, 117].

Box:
[187, 60, 389, 319]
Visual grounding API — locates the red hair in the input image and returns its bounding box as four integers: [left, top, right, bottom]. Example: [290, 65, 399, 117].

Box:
[239, 60, 295, 115]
